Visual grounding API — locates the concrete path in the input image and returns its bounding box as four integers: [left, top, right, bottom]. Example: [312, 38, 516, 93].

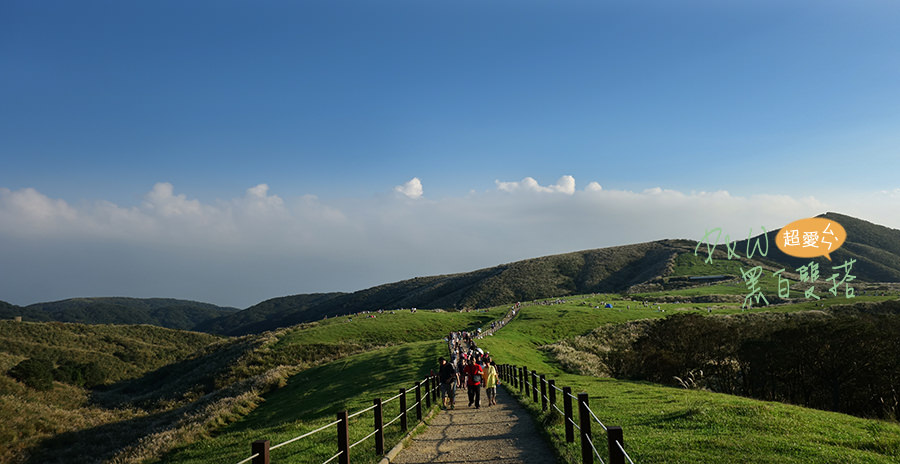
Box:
[391, 385, 558, 464]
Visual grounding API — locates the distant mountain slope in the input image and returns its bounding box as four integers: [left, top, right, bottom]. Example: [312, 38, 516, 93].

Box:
[0, 297, 238, 331]
[194, 292, 344, 334]
[208, 239, 696, 335]
[735, 212, 900, 282]
[0, 320, 221, 385]
[7, 213, 897, 336]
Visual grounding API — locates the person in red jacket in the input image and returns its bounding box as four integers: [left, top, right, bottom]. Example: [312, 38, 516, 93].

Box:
[463, 357, 484, 409]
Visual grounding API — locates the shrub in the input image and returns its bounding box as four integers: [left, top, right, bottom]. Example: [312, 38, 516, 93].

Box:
[9, 358, 55, 390]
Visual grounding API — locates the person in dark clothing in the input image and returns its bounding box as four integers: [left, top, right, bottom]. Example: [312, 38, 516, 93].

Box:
[438, 357, 459, 409]
[463, 357, 484, 409]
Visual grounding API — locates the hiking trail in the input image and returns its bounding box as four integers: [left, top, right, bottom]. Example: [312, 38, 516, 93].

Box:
[391, 385, 557, 464]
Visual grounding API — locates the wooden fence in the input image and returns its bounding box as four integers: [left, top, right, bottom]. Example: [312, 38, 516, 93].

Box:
[499, 363, 636, 464]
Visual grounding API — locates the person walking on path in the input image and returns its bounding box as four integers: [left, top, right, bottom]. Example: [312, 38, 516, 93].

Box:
[483, 360, 500, 406]
[438, 356, 459, 409]
[463, 357, 484, 409]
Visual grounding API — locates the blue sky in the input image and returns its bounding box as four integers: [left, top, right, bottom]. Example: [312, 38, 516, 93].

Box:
[2, 1, 899, 307]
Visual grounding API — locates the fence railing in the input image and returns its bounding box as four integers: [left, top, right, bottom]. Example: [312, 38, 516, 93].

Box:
[236, 375, 441, 464]
[498, 363, 636, 464]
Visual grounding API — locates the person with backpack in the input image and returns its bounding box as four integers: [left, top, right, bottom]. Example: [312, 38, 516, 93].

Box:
[484, 361, 500, 406]
[438, 357, 459, 409]
[463, 357, 484, 409]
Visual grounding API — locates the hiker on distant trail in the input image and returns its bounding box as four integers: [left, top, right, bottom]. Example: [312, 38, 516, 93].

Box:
[484, 360, 500, 406]
[438, 356, 459, 409]
[463, 357, 484, 409]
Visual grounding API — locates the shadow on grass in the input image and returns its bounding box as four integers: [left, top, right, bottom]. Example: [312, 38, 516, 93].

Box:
[234, 341, 442, 431]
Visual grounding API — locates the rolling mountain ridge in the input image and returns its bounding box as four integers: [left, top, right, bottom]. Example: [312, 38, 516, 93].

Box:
[4, 212, 899, 335]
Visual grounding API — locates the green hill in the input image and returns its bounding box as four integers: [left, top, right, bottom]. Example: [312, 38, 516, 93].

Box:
[206, 239, 694, 335]
[206, 212, 900, 335]
[8, 307, 498, 464]
[475, 296, 900, 463]
[164, 295, 900, 464]
[6, 213, 897, 336]
[0, 321, 223, 463]
[732, 212, 900, 283]
[0, 297, 238, 331]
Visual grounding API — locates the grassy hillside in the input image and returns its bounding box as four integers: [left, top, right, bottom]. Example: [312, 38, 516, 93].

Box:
[475, 296, 900, 463]
[0, 321, 221, 384]
[208, 240, 696, 335]
[0, 322, 222, 464]
[161, 340, 446, 464]
[1, 297, 238, 331]
[729, 212, 900, 283]
[9, 308, 497, 464]
[203, 213, 900, 336]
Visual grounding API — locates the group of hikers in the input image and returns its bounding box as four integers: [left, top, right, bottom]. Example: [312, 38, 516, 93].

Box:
[438, 332, 500, 409]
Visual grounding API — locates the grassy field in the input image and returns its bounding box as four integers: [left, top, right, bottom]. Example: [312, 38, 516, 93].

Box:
[274, 307, 499, 348]
[8, 289, 900, 463]
[476, 298, 900, 463]
[161, 340, 446, 464]
[160, 307, 504, 464]
[0, 322, 223, 464]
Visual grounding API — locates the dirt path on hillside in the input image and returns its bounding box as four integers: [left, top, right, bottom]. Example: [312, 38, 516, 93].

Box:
[391, 385, 557, 464]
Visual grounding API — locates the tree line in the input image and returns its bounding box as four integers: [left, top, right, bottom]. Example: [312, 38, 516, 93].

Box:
[558, 300, 900, 420]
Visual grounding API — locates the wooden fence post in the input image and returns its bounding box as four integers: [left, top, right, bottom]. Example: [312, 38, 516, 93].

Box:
[531, 371, 538, 403]
[251, 440, 269, 464]
[563, 386, 574, 443]
[374, 398, 384, 455]
[607, 426, 625, 464]
[520, 366, 527, 393]
[424, 379, 431, 408]
[432, 375, 438, 403]
[415, 382, 422, 421]
[399, 388, 408, 432]
[578, 393, 592, 464]
[548, 379, 557, 410]
[337, 410, 350, 464]
[540, 374, 548, 411]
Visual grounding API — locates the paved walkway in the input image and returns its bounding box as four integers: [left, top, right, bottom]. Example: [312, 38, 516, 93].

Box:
[392, 385, 558, 464]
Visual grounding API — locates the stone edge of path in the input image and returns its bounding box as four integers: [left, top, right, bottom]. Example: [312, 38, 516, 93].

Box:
[378, 404, 441, 464]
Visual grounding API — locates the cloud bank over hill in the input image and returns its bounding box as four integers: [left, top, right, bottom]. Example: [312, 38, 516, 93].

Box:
[1, 177, 897, 308]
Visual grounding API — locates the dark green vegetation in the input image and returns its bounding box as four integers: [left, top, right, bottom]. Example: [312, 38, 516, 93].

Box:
[0, 322, 222, 463]
[477, 297, 900, 464]
[0, 321, 221, 386]
[550, 300, 900, 420]
[1, 297, 238, 331]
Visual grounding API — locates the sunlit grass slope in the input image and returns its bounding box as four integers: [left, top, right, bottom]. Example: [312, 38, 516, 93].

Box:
[162, 340, 446, 464]
[476, 299, 900, 463]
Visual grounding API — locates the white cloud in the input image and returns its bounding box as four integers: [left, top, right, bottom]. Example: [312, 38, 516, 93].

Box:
[1, 176, 898, 308]
[394, 177, 424, 199]
[143, 182, 204, 217]
[495, 175, 576, 195]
